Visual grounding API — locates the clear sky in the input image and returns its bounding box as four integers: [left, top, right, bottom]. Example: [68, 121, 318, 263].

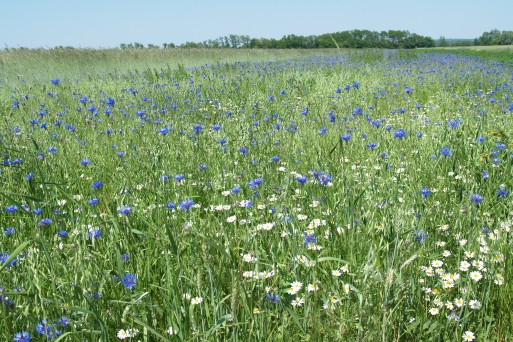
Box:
[1, 0, 511, 48]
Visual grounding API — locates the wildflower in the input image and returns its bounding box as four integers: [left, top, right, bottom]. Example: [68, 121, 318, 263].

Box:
[5, 205, 18, 213]
[431, 260, 443, 268]
[92, 180, 103, 189]
[287, 281, 302, 295]
[50, 78, 60, 85]
[167, 327, 175, 335]
[470, 271, 482, 282]
[469, 299, 481, 309]
[440, 146, 452, 157]
[470, 193, 483, 205]
[118, 205, 132, 215]
[179, 198, 195, 211]
[88, 198, 99, 206]
[39, 218, 52, 225]
[496, 185, 509, 199]
[454, 298, 465, 307]
[291, 297, 304, 307]
[117, 329, 129, 339]
[307, 283, 318, 292]
[4, 227, 15, 235]
[420, 187, 431, 199]
[13, 331, 31, 342]
[227, 215, 237, 223]
[341, 133, 351, 141]
[414, 229, 427, 243]
[332, 270, 342, 277]
[191, 296, 203, 305]
[393, 128, 407, 139]
[121, 273, 136, 290]
[428, 307, 439, 315]
[303, 232, 317, 246]
[462, 331, 475, 341]
[80, 158, 91, 166]
[266, 292, 280, 304]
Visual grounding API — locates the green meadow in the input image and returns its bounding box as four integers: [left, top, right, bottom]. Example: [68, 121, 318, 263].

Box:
[1, 48, 513, 341]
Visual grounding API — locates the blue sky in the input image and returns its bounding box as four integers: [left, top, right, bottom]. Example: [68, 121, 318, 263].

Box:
[1, 0, 511, 48]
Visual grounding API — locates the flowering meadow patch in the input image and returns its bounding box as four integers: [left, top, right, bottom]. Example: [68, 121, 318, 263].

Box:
[1, 50, 513, 340]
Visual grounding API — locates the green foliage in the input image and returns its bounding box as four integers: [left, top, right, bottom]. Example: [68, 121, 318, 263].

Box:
[1, 48, 513, 341]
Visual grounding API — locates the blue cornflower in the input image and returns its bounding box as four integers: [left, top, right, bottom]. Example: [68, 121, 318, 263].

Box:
[352, 107, 363, 115]
[118, 205, 132, 215]
[4, 227, 15, 235]
[158, 127, 169, 135]
[416, 132, 423, 138]
[271, 156, 280, 162]
[420, 187, 431, 200]
[5, 205, 18, 213]
[174, 174, 185, 182]
[212, 124, 221, 131]
[366, 142, 378, 149]
[88, 197, 99, 206]
[440, 146, 452, 157]
[88, 228, 102, 239]
[319, 126, 327, 135]
[317, 173, 332, 185]
[476, 136, 485, 143]
[296, 175, 308, 184]
[121, 253, 131, 262]
[39, 218, 52, 225]
[51, 78, 60, 85]
[303, 232, 317, 246]
[79, 96, 88, 104]
[414, 229, 427, 243]
[239, 146, 248, 155]
[496, 142, 507, 150]
[92, 180, 103, 189]
[32, 208, 42, 215]
[470, 193, 483, 205]
[482, 170, 489, 179]
[393, 128, 407, 139]
[232, 186, 241, 194]
[121, 273, 137, 290]
[80, 158, 90, 166]
[107, 97, 115, 106]
[57, 317, 69, 327]
[166, 202, 176, 209]
[266, 292, 280, 304]
[248, 177, 263, 189]
[36, 319, 61, 340]
[341, 133, 351, 142]
[193, 124, 203, 133]
[160, 175, 170, 181]
[179, 198, 195, 211]
[58, 230, 68, 237]
[13, 331, 31, 342]
[352, 82, 360, 89]
[496, 185, 509, 199]
[198, 163, 207, 170]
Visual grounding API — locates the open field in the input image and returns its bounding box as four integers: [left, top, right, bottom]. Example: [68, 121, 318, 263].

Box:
[1, 49, 513, 341]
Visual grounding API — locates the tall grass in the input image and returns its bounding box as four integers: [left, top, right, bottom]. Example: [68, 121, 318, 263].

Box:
[1, 49, 513, 341]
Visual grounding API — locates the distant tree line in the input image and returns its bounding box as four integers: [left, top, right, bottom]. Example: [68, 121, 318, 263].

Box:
[474, 29, 513, 46]
[119, 30, 435, 50]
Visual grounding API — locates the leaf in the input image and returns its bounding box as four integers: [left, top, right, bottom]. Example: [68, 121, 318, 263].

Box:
[133, 316, 168, 340]
[317, 256, 350, 264]
[0, 240, 31, 272]
[285, 306, 306, 335]
[206, 314, 233, 338]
